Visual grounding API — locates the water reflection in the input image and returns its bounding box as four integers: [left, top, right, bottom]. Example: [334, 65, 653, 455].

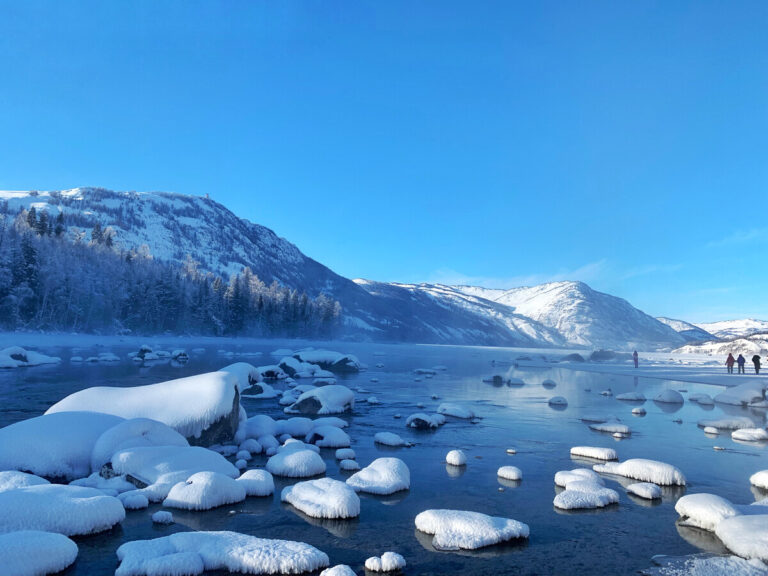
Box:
[445, 464, 466, 479]
[675, 522, 729, 554]
[653, 400, 683, 414]
[413, 528, 528, 558]
[497, 477, 521, 490]
[281, 504, 359, 538]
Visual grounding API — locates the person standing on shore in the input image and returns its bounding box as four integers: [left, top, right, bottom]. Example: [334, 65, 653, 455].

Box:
[753, 354, 762, 374]
[633, 350, 639, 368]
[726, 353, 735, 374]
[737, 354, 746, 374]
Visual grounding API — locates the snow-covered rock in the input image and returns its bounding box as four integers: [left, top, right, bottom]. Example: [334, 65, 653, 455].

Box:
[497, 466, 522, 481]
[119, 491, 149, 510]
[374, 432, 408, 447]
[698, 417, 756, 430]
[714, 382, 766, 406]
[335, 448, 355, 460]
[320, 566, 357, 576]
[236, 469, 275, 497]
[306, 426, 351, 448]
[627, 482, 661, 500]
[292, 350, 361, 373]
[589, 422, 631, 435]
[415, 509, 529, 550]
[689, 393, 714, 406]
[281, 478, 360, 519]
[594, 458, 686, 486]
[115, 531, 329, 576]
[554, 479, 619, 510]
[151, 511, 174, 524]
[339, 459, 360, 471]
[675, 493, 741, 531]
[570, 446, 618, 461]
[655, 390, 685, 404]
[0, 471, 50, 493]
[163, 471, 246, 511]
[554, 469, 605, 488]
[0, 484, 125, 535]
[548, 396, 568, 406]
[406, 413, 446, 429]
[716, 516, 768, 562]
[346, 458, 410, 495]
[0, 346, 61, 368]
[751, 471, 768, 490]
[0, 531, 78, 576]
[285, 385, 355, 415]
[732, 428, 768, 442]
[446, 450, 467, 466]
[437, 403, 475, 419]
[266, 447, 326, 478]
[364, 551, 406, 572]
[616, 392, 646, 401]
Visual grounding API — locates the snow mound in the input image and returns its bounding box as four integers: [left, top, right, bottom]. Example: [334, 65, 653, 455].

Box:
[0, 530, 78, 576]
[616, 392, 646, 401]
[346, 458, 410, 495]
[655, 390, 684, 404]
[46, 369, 243, 442]
[335, 448, 355, 460]
[689, 393, 714, 406]
[281, 477, 360, 519]
[120, 491, 149, 509]
[733, 428, 768, 442]
[115, 531, 330, 576]
[91, 417, 189, 471]
[751, 471, 768, 490]
[320, 566, 356, 576]
[0, 484, 125, 535]
[266, 448, 326, 478]
[406, 413, 446, 429]
[0, 411, 124, 480]
[714, 382, 766, 406]
[0, 470, 50, 493]
[163, 471, 246, 511]
[415, 509, 529, 550]
[570, 446, 618, 461]
[627, 482, 661, 500]
[548, 396, 568, 406]
[375, 432, 407, 447]
[554, 479, 619, 510]
[340, 459, 360, 471]
[0, 346, 61, 368]
[306, 426, 351, 448]
[446, 450, 467, 466]
[594, 458, 686, 486]
[365, 551, 406, 572]
[676, 493, 741, 531]
[589, 422, 631, 435]
[285, 385, 355, 415]
[237, 469, 275, 497]
[437, 403, 475, 419]
[497, 466, 522, 481]
[554, 469, 605, 488]
[716, 516, 768, 562]
[151, 511, 174, 525]
[698, 417, 756, 430]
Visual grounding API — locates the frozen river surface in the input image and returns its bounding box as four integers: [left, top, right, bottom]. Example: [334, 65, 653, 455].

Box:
[1, 340, 766, 575]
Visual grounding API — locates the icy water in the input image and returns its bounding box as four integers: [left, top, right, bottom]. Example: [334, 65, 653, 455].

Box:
[1, 341, 767, 576]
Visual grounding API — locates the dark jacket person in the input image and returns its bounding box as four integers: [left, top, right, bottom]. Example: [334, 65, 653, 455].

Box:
[753, 355, 762, 374]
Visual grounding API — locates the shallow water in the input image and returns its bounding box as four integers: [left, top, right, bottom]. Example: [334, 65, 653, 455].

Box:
[1, 341, 766, 575]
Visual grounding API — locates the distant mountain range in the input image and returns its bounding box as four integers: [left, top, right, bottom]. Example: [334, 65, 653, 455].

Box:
[1, 188, 760, 351]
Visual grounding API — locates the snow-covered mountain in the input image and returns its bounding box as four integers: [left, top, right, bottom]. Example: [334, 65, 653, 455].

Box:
[694, 319, 768, 340]
[0, 188, 691, 349]
[674, 333, 768, 356]
[656, 317, 716, 342]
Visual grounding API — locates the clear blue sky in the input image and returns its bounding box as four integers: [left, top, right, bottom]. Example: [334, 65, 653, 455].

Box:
[2, 1, 767, 322]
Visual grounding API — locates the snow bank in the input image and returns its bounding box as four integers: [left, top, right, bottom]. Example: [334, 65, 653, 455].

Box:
[285, 385, 355, 415]
[0, 411, 124, 480]
[237, 469, 274, 497]
[306, 426, 351, 448]
[750, 471, 768, 490]
[594, 458, 686, 486]
[266, 447, 326, 478]
[116, 531, 330, 576]
[0, 530, 78, 576]
[346, 458, 410, 495]
[497, 466, 522, 481]
[47, 369, 242, 442]
[406, 413, 446, 429]
[732, 428, 768, 442]
[415, 509, 529, 550]
[675, 493, 741, 531]
[0, 484, 125, 535]
[627, 482, 661, 500]
[281, 478, 360, 519]
[0, 346, 61, 368]
[163, 471, 246, 510]
[91, 418, 188, 471]
[0, 470, 49, 493]
[716, 516, 768, 562]
[446, 450, 467, 466]
[365, 552, 406, 572]
[554, 480, 619, 510]
[375, 432, 407, 447]
[570, 446, 618, 461]
[655, 390, 684, 404]
[437, 403, 475, 419]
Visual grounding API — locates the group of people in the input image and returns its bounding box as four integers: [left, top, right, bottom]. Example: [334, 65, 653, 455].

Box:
[725, 353, 761, 374]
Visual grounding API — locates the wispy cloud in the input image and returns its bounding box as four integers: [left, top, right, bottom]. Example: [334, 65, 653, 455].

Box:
[620, 263, 683, 280]
[707, 228, 768, 248]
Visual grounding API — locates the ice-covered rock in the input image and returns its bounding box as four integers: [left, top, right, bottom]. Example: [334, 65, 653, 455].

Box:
[266, 447, 326, 478]
[406, 413, 446, 429]
[437, 403, 475, 419]
[0, 470, 50, 493]
[497, 466, 522, 481]
[281, 477, 360, 519]
[655, 390, 685, 404]
[236, 469, 275, 497]
[163, 471, 246, 511]
[733, 428, 768, 442]
[115, 531, 329, 576]
[151, 511, 174, 524]
[375, 432, 407, 447]
[627, 482, 661, 500]
[415, 509, 530, 550]
[716, 516, 768, 561]
[570, 446, 618, 461]
[554, 479, 619, 510]
[594, 458, 686, 486]
[751, 471, 768, 490]
[90, 418, 189, 472]
[0, 411, 124, 480]
[675, 493, 741, 531]
[0, 346, 61, 368]
[365, 551, 406, 572]
[47, 369, 245, 444]
[446, 450, 467, 466]
[306, 426, 351, 448]
[0, 484, 125, 535]
[346, 458, 410, 495]
[285, 385, 355, 415]
[0, 530, 78, 576]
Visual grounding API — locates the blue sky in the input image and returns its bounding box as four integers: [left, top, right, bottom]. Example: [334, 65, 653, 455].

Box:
[1, 1, 767, 322]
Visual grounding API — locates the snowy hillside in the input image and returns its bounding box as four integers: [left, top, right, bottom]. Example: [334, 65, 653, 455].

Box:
[656, 317, 716, 342]
[694, 319, 768, 339]
[674, 333, 768, 356]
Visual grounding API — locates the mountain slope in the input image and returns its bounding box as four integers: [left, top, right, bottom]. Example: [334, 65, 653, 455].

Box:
[694, 319, 768, 339]
[656, 317, 716, 342]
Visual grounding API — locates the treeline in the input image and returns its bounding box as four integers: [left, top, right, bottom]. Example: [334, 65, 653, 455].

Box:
[0, 205, 342, 337]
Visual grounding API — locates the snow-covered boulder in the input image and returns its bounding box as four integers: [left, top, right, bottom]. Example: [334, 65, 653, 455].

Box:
[281, 478, 360, 519]
[626, 482, 661, 500]
[716, 516, 768, 562]
[0, 411, 124, 480]
[570, 446, 618, 461]
[365, 552, 406, 572]
[497, 466, 522, 481]
[115, 531, 329, 576]
[437, 403, 475, 419]
[374, 432, 408, 447]
[90, 418, 189, 472]
[616, 392, 646, 401]
[46, 369, 245, 445]
[593, 458, 686, 486]
[320, 566, 356, 576]
[266, 447, 326, 478]
[0, 484, 125, 535]
[236, 469, 275, 497]
[306, 426, 351, 448]
[554, 480, 619, 510]
[0, 346, 60, 368]
[346, 458, 410, 495]
[548, 396, 568, 407]
[698, 416, 756, 430]
[0, 531, 78, 576]
[163, 471, 246, 511]
[406, 413, 445, 429]
[750, 471, 768, 490]
[655, 389, 685, 404]
[675, 493, 741, 531]
[151, 511, 174, 525]
[0, 470, 50, 493]
[335, 448, 355, 460]
[446, 450, 467, 466]
[554, 469, 605, 488]
[714, 382, 766, 406]
[732, 428, 768, 442]
[285, 385, 355, 415]
[415, 509, 529, 550]
[292, 350, 361, 373]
